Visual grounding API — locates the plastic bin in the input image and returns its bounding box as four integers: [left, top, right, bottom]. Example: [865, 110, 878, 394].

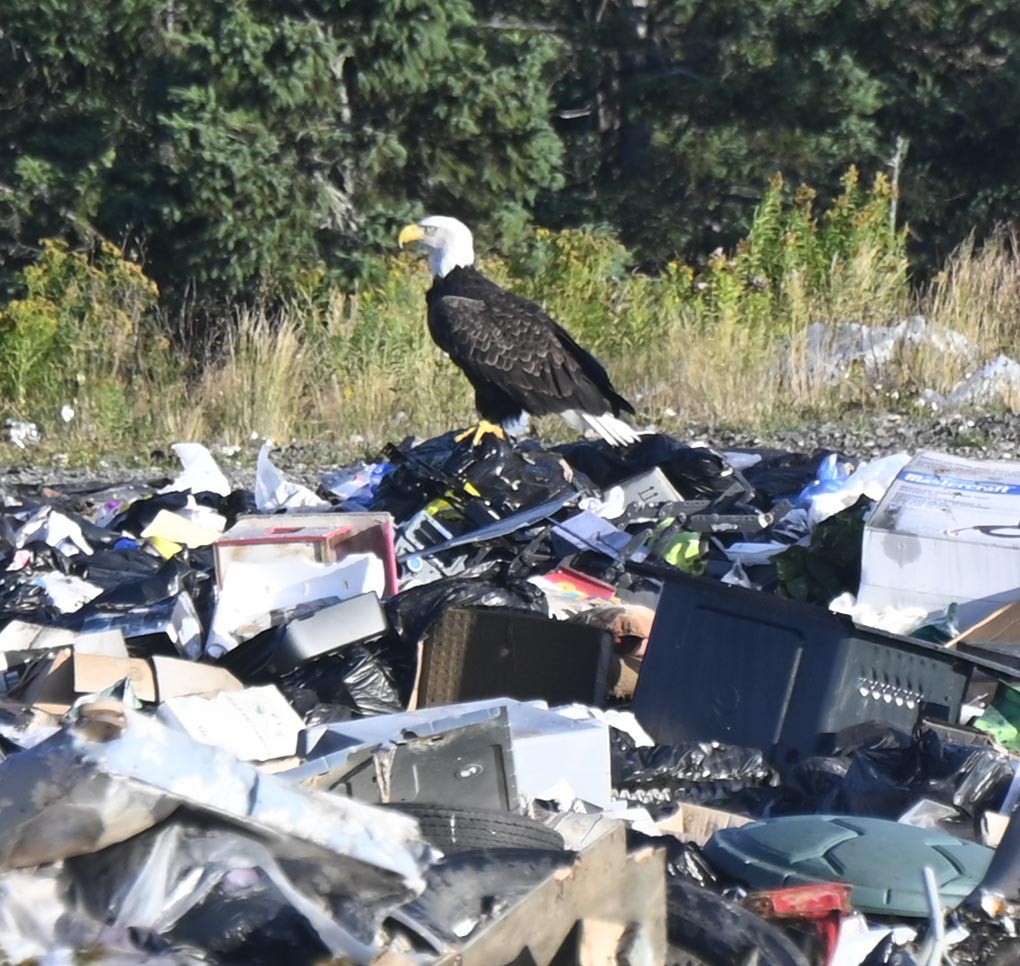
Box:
[416, 606, 611, 709]
[633, 574, 972, 764]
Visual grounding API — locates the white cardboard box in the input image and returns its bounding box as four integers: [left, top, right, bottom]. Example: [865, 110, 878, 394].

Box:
[858, 451, 1020, 627]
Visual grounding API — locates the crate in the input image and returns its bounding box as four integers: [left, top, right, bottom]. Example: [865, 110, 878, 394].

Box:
[214, 511, 399, 595]
[633, 574, 972, 765]
[416, 606, 612, 709]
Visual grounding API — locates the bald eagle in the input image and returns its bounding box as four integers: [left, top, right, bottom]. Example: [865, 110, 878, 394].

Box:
[398, 216, 639, 446]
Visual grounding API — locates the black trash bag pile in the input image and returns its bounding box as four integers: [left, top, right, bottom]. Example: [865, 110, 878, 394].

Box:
[3, 425, 1018, 961]
[610, 727, 781, 813]
[376, 431, 589, 522]
[781, 721, 1015, 834]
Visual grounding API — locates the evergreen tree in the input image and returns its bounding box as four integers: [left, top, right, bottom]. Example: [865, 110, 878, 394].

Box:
[0, 0, 563, 305]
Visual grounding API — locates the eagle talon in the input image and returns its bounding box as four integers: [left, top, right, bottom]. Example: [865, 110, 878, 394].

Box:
[455, 420, 507, 447]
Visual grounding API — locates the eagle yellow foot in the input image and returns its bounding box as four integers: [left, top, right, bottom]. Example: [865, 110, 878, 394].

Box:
[455, 419, 507, 446]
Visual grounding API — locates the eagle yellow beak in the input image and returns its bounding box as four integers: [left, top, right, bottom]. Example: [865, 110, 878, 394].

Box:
[398, 223, 425, 247]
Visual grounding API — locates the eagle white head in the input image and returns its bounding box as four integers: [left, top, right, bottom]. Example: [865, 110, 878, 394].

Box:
[398, 215, 475, 278]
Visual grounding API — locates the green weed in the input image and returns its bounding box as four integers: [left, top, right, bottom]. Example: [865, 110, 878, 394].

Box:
[1, 166, 1004, 465]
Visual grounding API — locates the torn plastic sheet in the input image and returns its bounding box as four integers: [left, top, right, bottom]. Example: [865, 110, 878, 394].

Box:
[796, 317, 975, 388]
[0, 701, 431, 898]
[723, 540, 795, 566]
[925, 353, 1020, 410]
[800, 451, 910, 528]
[255, 443, 330, 512]
[0, 865, 117, 962]
[320, 461, 392, 508]
[162, 443, 232, 498]
[67, 818, 383, 961]
[35, 571, 104, 612]
[82, 591, 203, 660]
[13, 505, 96, 556]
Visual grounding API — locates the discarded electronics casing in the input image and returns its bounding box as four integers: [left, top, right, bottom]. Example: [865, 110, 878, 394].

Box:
[294, 698, 613, 809]
[634, 573, 972, 765]
[858, 451, 1020, 627]
[267, 592, 388, 676]
[298, 709, 518, 811]
[416, 606, 612, 708]
[214, 512, 399, 595]
[617, 467, 684, 509]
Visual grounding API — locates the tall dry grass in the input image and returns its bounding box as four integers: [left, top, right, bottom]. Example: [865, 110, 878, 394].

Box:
[2, 168, 1019, 465]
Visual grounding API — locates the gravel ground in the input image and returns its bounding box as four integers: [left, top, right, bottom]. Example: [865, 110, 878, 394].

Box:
[1, 409, 1017, 492]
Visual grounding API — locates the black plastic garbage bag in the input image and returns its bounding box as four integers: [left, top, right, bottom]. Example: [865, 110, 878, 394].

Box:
[385, 561, 549, 650]
[782, 722, 1014, 825]
[783, 755, 853, 813]
[840, 723, 1013, 819]
[611, 729, 780, 812]
[555, 434, 750, 504]
[107, 491, 191, 536]
[278, 642, 404, 718]
[741, 449, 851, 507]
[80, 555, 194, 612]
[0, 561, 73, 624]
[220, 488, 260, 528]
[375, 432, 583, 524]
[67, 545, 167, 592]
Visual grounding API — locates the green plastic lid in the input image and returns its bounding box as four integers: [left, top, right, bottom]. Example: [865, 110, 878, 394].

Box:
[705, 814, 993, 917]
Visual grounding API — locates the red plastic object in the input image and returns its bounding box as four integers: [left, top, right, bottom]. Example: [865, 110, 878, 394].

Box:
[744, 882, 852, 966]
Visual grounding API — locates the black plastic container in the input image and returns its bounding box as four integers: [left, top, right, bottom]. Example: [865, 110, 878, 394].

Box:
[417, 606, 611, 708]
[633, 574, 972, 764]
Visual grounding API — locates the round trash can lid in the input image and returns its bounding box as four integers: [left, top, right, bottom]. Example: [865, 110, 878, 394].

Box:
[705, 813, 993, 917]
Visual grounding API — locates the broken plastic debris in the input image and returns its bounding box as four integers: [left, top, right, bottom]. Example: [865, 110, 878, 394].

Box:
[207, 553, 385, 657]
[924, 354, 1020, 410]
[254, 443, 330, 511]
[294, 698, 613, 809]
[5, 419, 39, 449]
[0, 699, 432, 889]
[163, 442, 232, 498]
[140, 509, 220, 557]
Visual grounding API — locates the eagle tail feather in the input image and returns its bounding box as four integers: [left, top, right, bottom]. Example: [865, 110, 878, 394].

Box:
[567, 409, 640, 446]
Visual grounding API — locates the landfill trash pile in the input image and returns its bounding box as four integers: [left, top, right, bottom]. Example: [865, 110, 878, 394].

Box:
[4, 429, 1020, 964]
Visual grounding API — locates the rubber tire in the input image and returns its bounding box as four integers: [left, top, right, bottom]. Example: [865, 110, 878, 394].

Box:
[382, 802, 565, 854]
[665, 879, 811, 966]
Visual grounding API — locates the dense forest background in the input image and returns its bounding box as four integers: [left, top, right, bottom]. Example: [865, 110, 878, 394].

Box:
[3, 0, 1018, 313]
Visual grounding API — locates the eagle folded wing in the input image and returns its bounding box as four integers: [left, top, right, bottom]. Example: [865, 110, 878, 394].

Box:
[431, 293, 608, 416]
